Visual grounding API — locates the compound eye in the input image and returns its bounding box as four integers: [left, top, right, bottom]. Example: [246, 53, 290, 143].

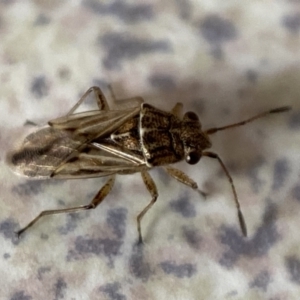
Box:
[184, 111, 199, 121]
[185, 150, 201, 165]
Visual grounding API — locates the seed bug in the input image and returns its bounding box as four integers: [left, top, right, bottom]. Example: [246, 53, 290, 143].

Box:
[7, 86, 291, 242]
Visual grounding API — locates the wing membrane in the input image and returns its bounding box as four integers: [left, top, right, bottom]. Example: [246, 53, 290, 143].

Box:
[8, 106, 144, 179]
[52, 147, 147, 179]
[50, 106, 140, 142]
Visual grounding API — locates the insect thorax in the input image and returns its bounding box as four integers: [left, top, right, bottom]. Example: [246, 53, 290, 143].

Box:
[111, 104, 211, 167]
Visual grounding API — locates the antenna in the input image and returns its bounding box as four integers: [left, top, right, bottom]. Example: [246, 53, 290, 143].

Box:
[205, 106, 291, 135]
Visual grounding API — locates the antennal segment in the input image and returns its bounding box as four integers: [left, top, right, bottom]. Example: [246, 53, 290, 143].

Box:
[205, 106, 291, 135]
[203, 151, 247, 237]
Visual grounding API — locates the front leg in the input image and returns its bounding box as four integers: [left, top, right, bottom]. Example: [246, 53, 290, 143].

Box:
[164, 166, 206, 197]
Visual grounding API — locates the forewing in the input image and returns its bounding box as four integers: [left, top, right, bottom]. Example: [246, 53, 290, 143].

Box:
[7, 127, 85, 178]
[8, 106, 142, 179]
[51, 146, 147, 179]
[49, 107, 140, 138]
[49, 109, 127, 129]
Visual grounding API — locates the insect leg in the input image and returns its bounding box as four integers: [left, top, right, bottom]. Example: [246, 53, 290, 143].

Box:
[137, 171, 158, 243]
[170, 102, 183, 118]
[16, 176, 115, 238]
[202, 151, 247, 237]
[163, 166, 206, 197]
[67, 86, 110, 116]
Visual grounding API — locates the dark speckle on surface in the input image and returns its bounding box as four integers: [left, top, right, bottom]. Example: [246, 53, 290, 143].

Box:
[170, 195, 196, 218]
[100, 282, 126, 300]
[31, 76, 49, 98]
[272, 158, 289, 191]
[246, 156, 265, 194]
[148, 74, 176, 90]
[67, 208, 126, 264]
[58, 213, 82, 235]
[160, 260, 196, 278]
[4, 253, 10, 259]
[225, 291, 238, 297]
[12, 180, 45, 196]
[58, 67, 71, 80]
[219, 203, 279, 268]
[246, 69, 258, 83]
[249, 271, 271, 291]
[129, 243, 151, 281]
[182, 226, 201, 249]
[285, 256, 300, 284]
[289, 111, 300, 129]
[10, 291, 32, 300]
[73, 236, 122, 260]
[37, 266, 51, 281]
[100, 33, 171, 70]
[34, 14, 51, 26]
[40, 233, 49, 240]
[292, 184, 300, 202]
[200, 15, 237, 44]
[83, 0, 153, 23]
[54, 277, 67, 300]
[210, 45, 223, 59]
[282, 13, 300, 34]
[106, 208, 127, 239]
[0, 218, 19, 244]
[175, 0, 192, 20]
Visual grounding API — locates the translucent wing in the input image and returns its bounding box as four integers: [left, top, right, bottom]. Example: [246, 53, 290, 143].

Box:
[7, 107, 143, 179]
[51, 144, 147, 179]
[50, 106, 140, 137]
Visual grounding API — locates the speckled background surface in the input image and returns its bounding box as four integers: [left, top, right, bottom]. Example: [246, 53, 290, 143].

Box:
[1, 1, 300, 299]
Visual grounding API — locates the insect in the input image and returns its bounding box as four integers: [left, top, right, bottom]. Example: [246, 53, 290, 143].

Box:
[7, 86, 291, 242]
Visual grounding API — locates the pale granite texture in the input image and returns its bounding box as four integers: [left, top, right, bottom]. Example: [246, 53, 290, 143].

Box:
[1, 1, 300, 299]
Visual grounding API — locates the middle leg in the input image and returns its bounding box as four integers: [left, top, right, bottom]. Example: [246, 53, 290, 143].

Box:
[137, 171, 158, 243]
